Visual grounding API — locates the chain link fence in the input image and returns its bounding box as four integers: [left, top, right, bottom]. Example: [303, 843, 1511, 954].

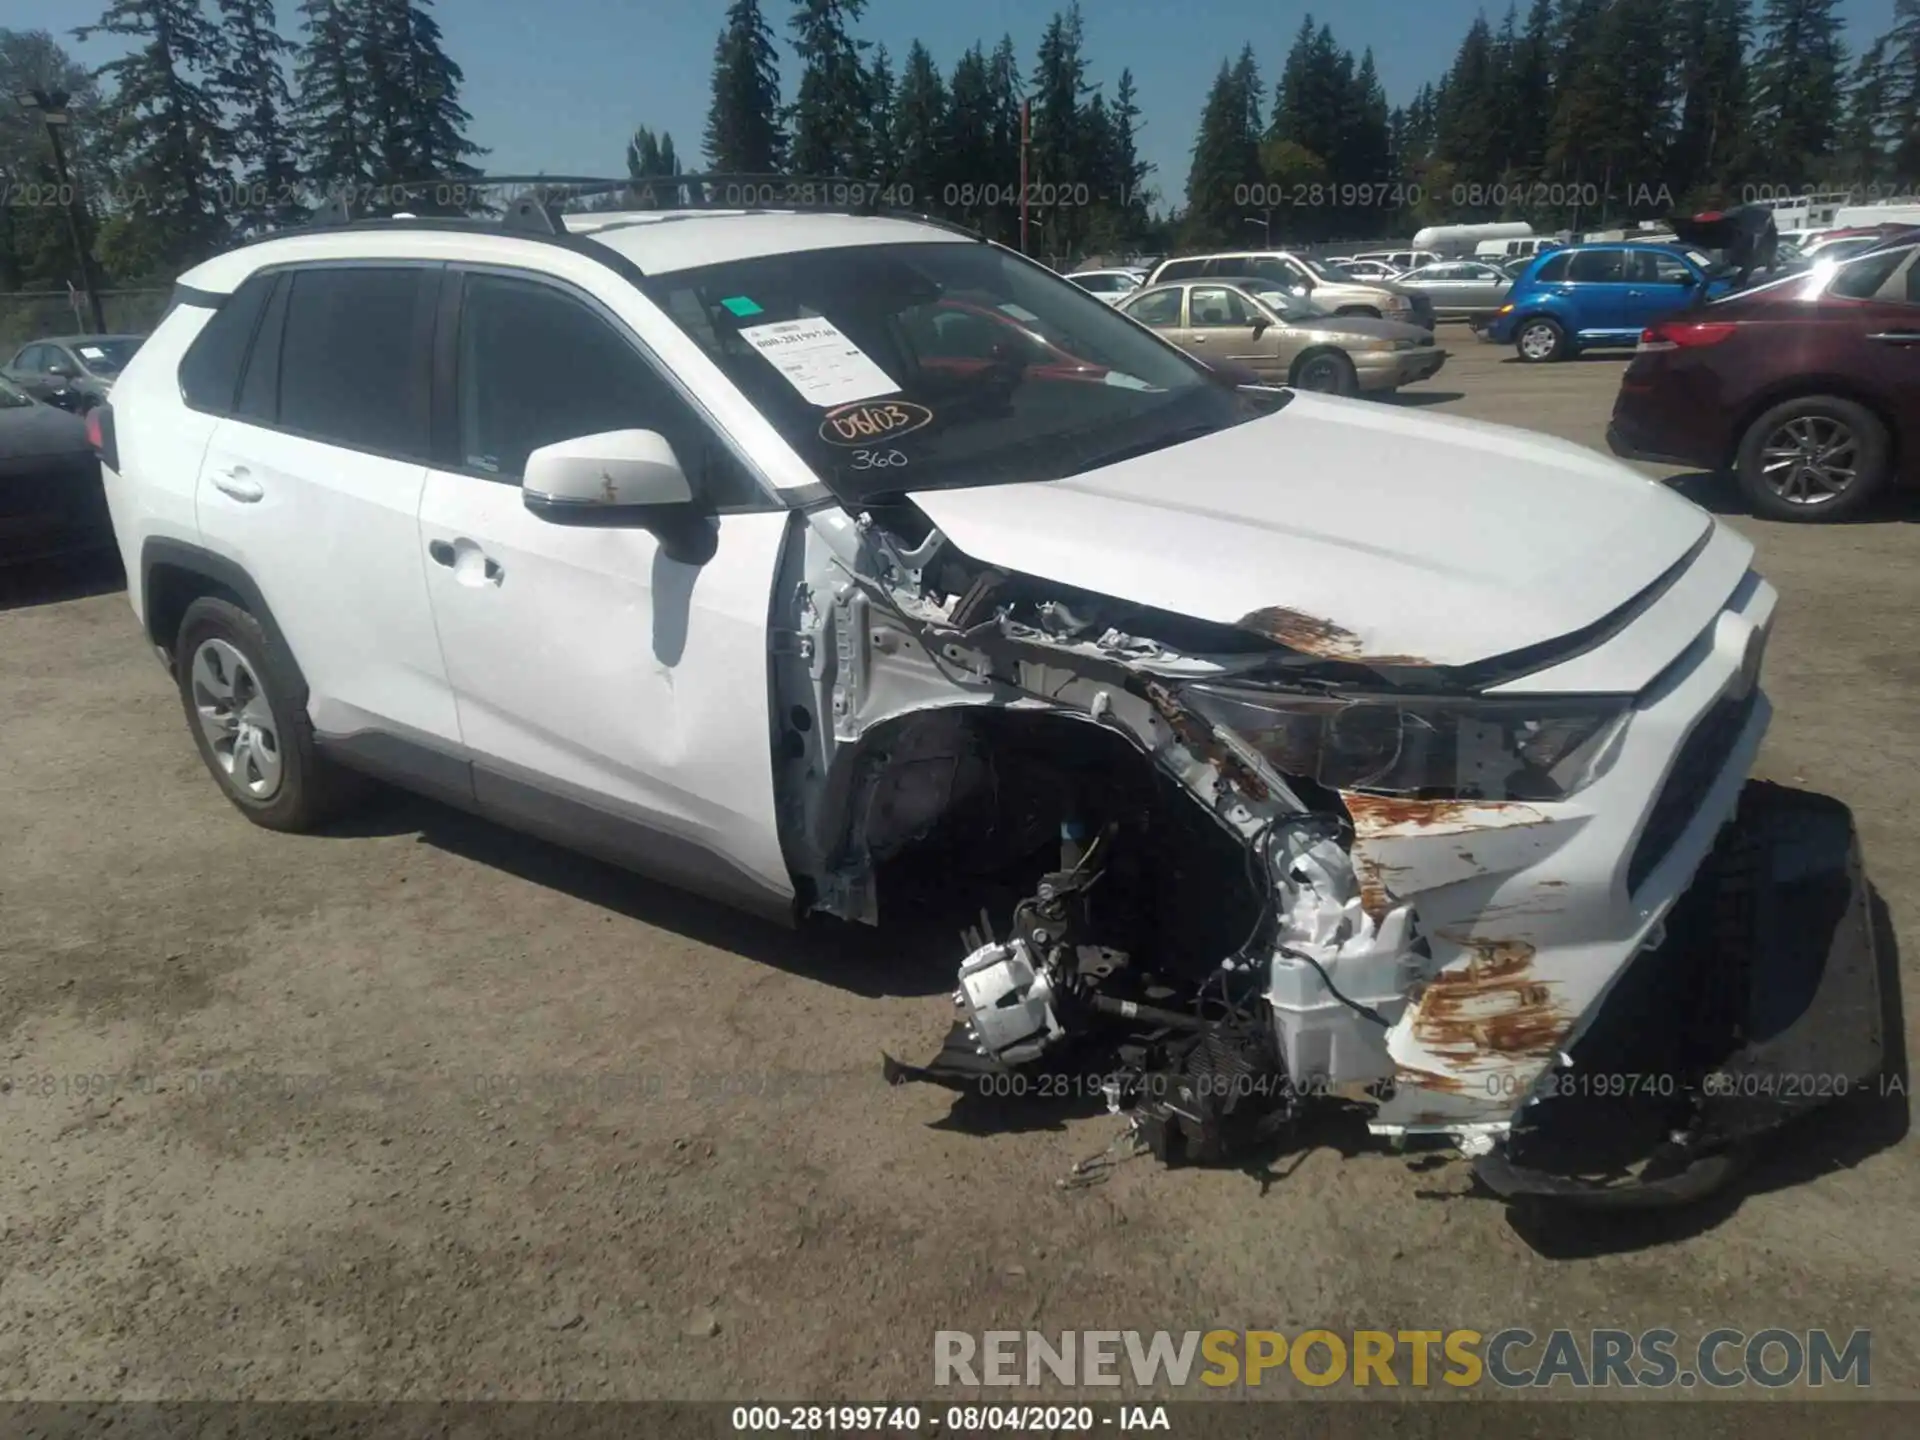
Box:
[0, 287, 173, 351]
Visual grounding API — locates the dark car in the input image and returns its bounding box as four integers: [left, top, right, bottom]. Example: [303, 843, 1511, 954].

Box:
[0, 377, 110, 563]
[1607, 232, 1920, 521]
[1, 334, 145, 414]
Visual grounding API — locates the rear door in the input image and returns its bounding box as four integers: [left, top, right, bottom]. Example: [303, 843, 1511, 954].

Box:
[1624, 249, 1701, 329]
[193, 263, 462, 750]
[414, 265, 795, 914]
[1829, 245, 1920, 471]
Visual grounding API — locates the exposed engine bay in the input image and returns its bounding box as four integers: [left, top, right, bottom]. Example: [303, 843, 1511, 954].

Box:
[766, 493, 1887, 1208]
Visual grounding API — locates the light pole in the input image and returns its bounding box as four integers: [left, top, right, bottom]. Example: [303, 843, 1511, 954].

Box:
[19, 89, 106, 334]
[1243, 212, 1272, 247]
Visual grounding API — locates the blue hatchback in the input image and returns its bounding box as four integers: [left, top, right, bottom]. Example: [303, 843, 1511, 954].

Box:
[1483, 243, 1737, 362]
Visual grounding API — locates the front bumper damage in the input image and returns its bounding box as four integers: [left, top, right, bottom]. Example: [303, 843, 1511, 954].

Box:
[779, 504, 1887, 1208]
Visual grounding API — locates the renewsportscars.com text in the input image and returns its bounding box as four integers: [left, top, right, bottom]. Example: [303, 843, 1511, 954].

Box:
[933, 1328, 1871, 1390]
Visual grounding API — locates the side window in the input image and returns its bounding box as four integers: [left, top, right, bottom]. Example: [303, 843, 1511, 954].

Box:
[277, 267, 432, 457]
[1121, 288, 1182, 326]
[454, 272, 761, 508]
[1188, 287, 1252, 326]
[237, 274, 290, 422]
[1568, 250, 1626, 283]
[1904, 252, 1920, 305]
[15, 344, 48, 371]
[1533, 253, 1570, 282]
[1634, 251, 1694, 283]
[1156, 259, 1202, 283]
[1243, 257, 1294, 284]
[178, 272, 274, 416]
[1828, 246, 1911, 301]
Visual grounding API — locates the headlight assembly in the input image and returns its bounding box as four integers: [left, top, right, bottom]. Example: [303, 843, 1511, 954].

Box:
[1182, 684, 1632, 802]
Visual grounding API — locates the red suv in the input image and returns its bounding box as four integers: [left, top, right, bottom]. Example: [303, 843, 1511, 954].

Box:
[1608, 232, 1920, 521]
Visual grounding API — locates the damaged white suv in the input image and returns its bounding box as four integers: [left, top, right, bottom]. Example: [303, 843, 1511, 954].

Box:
[95, 195, 1882, 1206]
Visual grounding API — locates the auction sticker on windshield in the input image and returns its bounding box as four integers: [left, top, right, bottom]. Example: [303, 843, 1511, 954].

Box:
[738, 317, 901, 406]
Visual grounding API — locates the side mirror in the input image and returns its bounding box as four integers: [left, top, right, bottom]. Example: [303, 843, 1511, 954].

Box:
[46, 360, 77, 379]
[522, 428, 716, 564]
[1250, 317, 1271, 339]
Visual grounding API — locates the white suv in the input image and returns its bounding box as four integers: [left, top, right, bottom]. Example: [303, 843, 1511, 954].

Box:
[94, 196, 1876, 1201]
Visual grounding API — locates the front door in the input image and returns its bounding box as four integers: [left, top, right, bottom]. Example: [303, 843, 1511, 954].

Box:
[416, 266, 795, 913]
[1181, 286, 1280, 376]
[1624, 249, 1702, 330]
[1563, 247, 1631, 336]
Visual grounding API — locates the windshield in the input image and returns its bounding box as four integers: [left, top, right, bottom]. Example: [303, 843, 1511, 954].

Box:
[649, 241, 1259, 502]
[0, 378, 31, 408]
[1298, 256, 1347, 282]
[72, 338, 142, 375]
[1245, 288, 1328, 320]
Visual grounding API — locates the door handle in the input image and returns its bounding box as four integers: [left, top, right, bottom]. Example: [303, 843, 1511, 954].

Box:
[1189, 334, 1208, 342]
[210, 466, 263, 502]
[1867, 332, 1920, 345]
[428, 538, 504, 585]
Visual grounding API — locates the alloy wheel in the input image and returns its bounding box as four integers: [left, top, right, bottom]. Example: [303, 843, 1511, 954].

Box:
[1757, 415, 1858, 507]
[1519, 323, 1558, 360]
[190, 638, 284, 800]
[1298, 356, 1345, 392]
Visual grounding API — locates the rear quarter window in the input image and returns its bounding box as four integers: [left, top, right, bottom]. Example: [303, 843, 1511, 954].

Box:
[177, 273, 274, 415]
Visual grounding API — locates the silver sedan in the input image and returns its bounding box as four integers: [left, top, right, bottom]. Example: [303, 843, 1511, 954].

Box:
[1392, 260, 1513, 320]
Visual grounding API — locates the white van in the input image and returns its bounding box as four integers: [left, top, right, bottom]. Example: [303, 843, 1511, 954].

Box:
[1474, 235, 1560, 260]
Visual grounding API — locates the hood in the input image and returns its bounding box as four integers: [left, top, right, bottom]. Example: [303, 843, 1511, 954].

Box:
[0, 399, 90, 459]
[908, 395, 1714, 676]
[1299, 315, 1430, 343]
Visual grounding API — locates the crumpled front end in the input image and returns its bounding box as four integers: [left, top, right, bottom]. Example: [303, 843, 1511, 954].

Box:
[778, 496, 1884, 1205]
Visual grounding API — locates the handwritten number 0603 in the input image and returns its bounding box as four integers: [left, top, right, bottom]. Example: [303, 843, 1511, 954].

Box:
[849, 449, 908, 470]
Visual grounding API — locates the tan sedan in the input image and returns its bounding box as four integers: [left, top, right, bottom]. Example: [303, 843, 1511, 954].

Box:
[1116, 280, 1447, 395]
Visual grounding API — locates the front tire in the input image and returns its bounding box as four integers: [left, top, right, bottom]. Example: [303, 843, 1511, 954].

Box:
[1733, 396, 1890, 522]
[174, 596, 364, 831]
[1292, 349, 1358, 396]
[1515, 317, 1567, 362]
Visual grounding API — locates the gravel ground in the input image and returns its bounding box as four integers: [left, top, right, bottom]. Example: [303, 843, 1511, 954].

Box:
[0, 339, 1913, 1407]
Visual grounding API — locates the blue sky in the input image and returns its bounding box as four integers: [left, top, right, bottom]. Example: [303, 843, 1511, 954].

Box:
[25, 0, 1904, 207]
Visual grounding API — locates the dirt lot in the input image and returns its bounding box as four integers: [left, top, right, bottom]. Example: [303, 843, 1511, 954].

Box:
[1, 339, 1914, 1405]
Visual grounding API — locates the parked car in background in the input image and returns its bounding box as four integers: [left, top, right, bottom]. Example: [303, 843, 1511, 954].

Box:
[1798, 226, 1910, 264]
[2, 335, 146, 414]
[1474, 236, 1562, 261]
[1117, 278, 1445, 395]
[1485, 244, 1737, 361]
[1392, 259, 1513, 320]
[1064, 268, 1144, 304]
[0, 376, 109, 565]
[1143, 251, 1436, 328]
[1350, 248, 1441, 272]
[1332, 258, 1401, 282]
[1609, 233, 1920, 521]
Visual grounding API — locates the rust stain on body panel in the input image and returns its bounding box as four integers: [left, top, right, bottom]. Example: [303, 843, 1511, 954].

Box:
[1411, 939, 1569, 1061]
[1238, 606, 1435, 667]
[1342, 792, 1551, 839]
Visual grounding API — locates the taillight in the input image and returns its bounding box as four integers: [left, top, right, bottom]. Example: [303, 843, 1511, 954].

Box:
[1638, 321, 1738, 351]
[87, 403, 119, 472]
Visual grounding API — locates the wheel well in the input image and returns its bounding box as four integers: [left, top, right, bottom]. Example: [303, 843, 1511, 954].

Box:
[1724, 382, 1901, 477]
[1288, 345, 1350, 382]
[145, 562, 245, 659]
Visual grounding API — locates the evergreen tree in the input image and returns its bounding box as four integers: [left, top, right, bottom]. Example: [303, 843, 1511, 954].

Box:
[212, 0, 300, 231]
[1436, 14, 1503, 190]
[1185, 49, 1261, 244]
[1750, 0, 1848, 190]
[1882, 0, 1920, 180]
[788, 0, 870, 177]
[1507, 0, 1556, 175]
[624, 126, 682, 206]
[1837, 36, 1894, 185]
[945, 43, 995, 227]
[77, 0, 231, 277]
[889, 41, 946, 206]
[1671, 0, 1751, 202]
[292, 0, 371, 197]
[366, 0, 484, 206]
[864, 43, 896, 178]
[1030, 5, 1092, 253]
[987, 32, 1025, 240]
[703, 0, 786, 173]
[1111, 68, 1152, 220]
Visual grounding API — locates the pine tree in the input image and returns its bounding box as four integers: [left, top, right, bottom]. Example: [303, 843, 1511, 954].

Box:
[1508, 0, 1556, 175]
[1111, 68, 1152, 220]
[77, 0, 231, 276]
[987, 33, 1025, 242]
[292, 0, 371, 198]
[1750, 0, 1848, 190]
[1185, 50, 1262, 245]
[1437, 15, 1503, 198]
[1031, 5, 1092, 255]
[1670, 0, 1750, 203]
[1882, 0, 1920, 180]
[890, 41, 947, 208]
[945, 44, 995, 227]
[360, 0, 483, 207]
[703, 0, 786, 173]
[788, 0, 870, 177]
[864, 43, 896, 179]
[212, 0, 300, 231]
[1837, 37, 1894, 185]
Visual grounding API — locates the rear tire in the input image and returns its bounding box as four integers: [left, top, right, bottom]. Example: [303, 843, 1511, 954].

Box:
[1292, 349, 1358, 397]
[1733, 395, 1890, 522]
[1516, 317, 1566, 362]
[173, 596, 367, 831]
